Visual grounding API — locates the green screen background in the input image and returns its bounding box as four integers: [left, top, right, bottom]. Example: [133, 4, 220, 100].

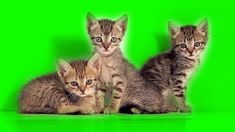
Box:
[0, 0, 235, 131]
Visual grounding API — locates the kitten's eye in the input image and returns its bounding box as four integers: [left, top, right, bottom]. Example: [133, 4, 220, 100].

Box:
[71, 81, 78, 87]
[86, 79, 93, 85]
[194, 42, 201, 47]
[179, 44, 187, 49]
[111, 37, 117, 43]
[95, 37, 102, 43]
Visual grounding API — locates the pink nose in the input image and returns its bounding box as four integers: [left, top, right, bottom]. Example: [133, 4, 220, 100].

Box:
[103, 43, 110, 51]
[104, 46, 109, 51]
[80, 89, 85, 94]
[188, 50, 193, 55]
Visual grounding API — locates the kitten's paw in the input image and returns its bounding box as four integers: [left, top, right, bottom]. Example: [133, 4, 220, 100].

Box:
[131, 107, 142, 114]
[179, 105, 192, 113]
[159, 105, 169, 113]
[103, 107, 117, 114]
[81, 109, 96, 115]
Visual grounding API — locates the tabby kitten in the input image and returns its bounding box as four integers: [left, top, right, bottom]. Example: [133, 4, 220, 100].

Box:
[87, 13, 167, 114]
[19, 54, 102, 114]
[140, 19, 208, 112]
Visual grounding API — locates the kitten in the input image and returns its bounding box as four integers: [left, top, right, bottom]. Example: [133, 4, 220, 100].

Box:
[140, 19, 208, 112]
[87, 13, 167, 114]
[19, 54, 102, 114]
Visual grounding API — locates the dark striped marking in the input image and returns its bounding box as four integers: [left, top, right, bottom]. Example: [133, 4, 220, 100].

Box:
[175, 80, 182, 84]
[113, 96, 121, 99]
[112, 73, 120, 78]
[98, 19, 115, 35]
[175, 93, 184, 97]
[97, 88, 107, 93]
[175, 72, 186, 77]
[114, 87, 123, 93]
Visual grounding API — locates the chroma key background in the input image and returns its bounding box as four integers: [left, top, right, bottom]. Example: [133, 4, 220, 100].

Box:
[0, 0, 235, 131]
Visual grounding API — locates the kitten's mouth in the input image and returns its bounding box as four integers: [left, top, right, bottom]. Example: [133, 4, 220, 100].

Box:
[103, 48, 113, 52]
[99, 49, 114, 56]
[187, 54, 198, 59]
[78, 94, 87, 97]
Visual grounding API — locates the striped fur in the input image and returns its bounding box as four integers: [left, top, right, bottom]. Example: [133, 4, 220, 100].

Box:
[98, 19, 115, 35]
[141, 19, 208, 112]
[87, 13, 168, 114]
[19, 55, 102, 114]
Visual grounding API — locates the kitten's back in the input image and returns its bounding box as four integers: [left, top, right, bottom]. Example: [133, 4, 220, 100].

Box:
[19, 73, 63, 113]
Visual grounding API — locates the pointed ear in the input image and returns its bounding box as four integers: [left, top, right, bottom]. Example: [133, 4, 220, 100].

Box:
[57, 59, 72, 77]
[197, 18, 208, 36]
[87, 53, 101, 73]
[115, 14, 128, 33]
[86, 12, 98, 33]
[168, 21, 180, 39]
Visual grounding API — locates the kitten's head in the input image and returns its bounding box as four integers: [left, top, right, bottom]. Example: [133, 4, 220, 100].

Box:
[169, 19, 208, 59]
[87, 13, 128, 56]
[57, 53, 101, 97]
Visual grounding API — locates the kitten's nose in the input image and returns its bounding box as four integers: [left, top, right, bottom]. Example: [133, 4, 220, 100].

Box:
[103, 44, 109, 51]
[104, 46, 109, 51]
[188, 50, 193, 56]
[80, 89, 85, 94]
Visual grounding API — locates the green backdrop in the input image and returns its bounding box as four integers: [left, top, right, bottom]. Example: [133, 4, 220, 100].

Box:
[0, 0, 235, 131]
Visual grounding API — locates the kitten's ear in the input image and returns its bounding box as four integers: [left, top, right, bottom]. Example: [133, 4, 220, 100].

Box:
[86, 12, 98, 33]
[168, 21, 180, 39]
[115, 14, 128, 33]
[87, 53, 101, 73]
[57, 59, 72, 77]
[197, 18, 208, 36]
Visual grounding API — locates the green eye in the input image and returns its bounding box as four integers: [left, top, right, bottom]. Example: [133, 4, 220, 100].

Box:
[179, 44, 187, 49]
[194, 42, 201, 47]
[111, 37, 117, 43]
[86, 79, 93, 85]
[71, 81, 78, 87]
[95, 37, 102, 42]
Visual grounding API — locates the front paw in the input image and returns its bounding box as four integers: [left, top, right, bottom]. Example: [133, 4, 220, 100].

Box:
[103, 107, 118, 114]
[81, 109, 96, 115]
[159, 105, 169, 113]
[179, 105, 191, 113]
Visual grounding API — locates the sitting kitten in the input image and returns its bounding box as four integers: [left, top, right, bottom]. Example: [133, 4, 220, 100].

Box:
[19, 54, 102, 114]
[140, 19, 208, 112]
[87, 13, 167, 114]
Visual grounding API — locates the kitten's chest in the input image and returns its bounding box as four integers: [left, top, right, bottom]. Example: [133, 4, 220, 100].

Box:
[100, 65, 112, 83]
[181, 59, 199, 81]
[100, 63, 117, 83]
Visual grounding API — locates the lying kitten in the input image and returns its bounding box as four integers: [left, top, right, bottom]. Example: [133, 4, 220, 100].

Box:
[140, 19, 208, 112]
[87, 13, 167, 114]
[19, 54, 102, 114]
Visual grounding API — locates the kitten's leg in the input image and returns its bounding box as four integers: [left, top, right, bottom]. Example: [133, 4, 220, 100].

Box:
[96, 86, 106, 113]
[20, 107, 57, 114]
[162, 89, 178, 112]
[57, 102, 93, 114]
[57, 97, 94, 114]
[104, 73, 126, 114]
[57, 103, 80, 114]
[171, 74, 191, 112]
